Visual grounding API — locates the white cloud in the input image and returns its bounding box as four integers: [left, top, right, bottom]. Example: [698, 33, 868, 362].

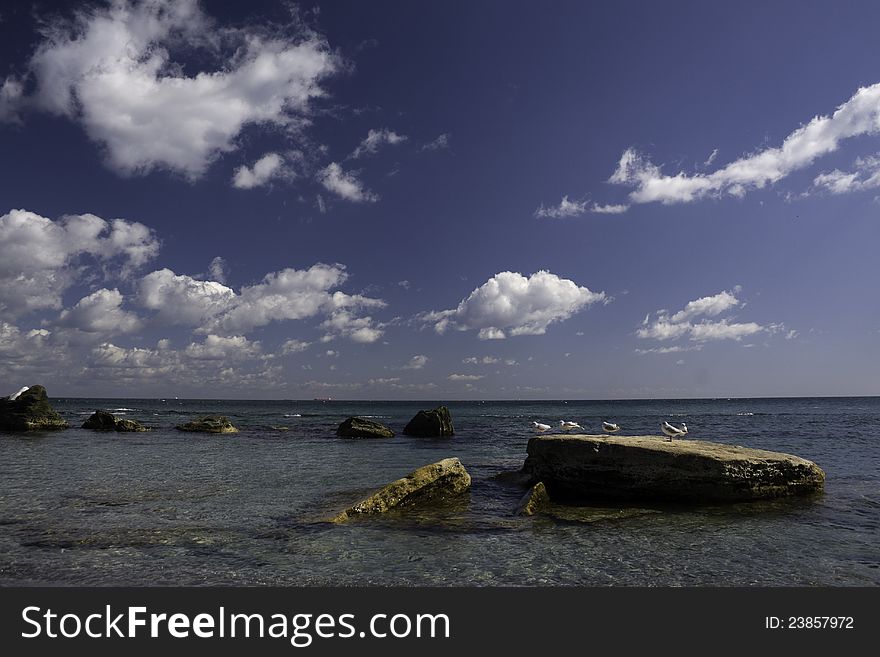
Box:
[350, 128, 407, 159]
[281, 339, 311, 354]
[668, 288, 741, 323]
[0, 209, 159, 318]
[424, 270, 606, 339]
[689, 320, 764, 342]
[462, 356, 503, 365]
[813, 154, 880, 194]
[420, 133, 450, 151]
[140, 263, 385, 336]
[704, 148, 719, 167]
[448, 373, 483, 381]
[232, 153, 287, 189]
[184, 334, 262, 360]
[25, 0, 339, 178]
[208, 256, 228, 284]
[635, 345, 703, 355]
[0, 76, 24, 124]
[89, 341, 178, 377]
[402, 354, 428, 370]
[638, 288, 778, 345]
[138, 268, 236, 327]
[57, 288, 142, 334]
[319, 309, 384, 343]
[534, 195, 588, 218]
[317, 162, 378, 202]
[609, 82, 880, 204]
[590, 202, 630, 214]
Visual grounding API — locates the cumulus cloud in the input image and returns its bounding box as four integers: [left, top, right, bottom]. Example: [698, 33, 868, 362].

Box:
[424, 270, 606, 339]
[138, 268, 236, 327]
[609, 82, 880, 204]
[184, 334, 262, 360]
[420, 133, 450, 151]
[349, 128, 407, 159]
[638, 288, 778, 345]
[57, 288, 142, 334]
[317, 162, 378, 202]
[0, 209, 159, 318]
[319, 309, 384, 343]
[24, 0, 339, 178]
[137, 263, 385, 338]
[232, 153, 287, 189]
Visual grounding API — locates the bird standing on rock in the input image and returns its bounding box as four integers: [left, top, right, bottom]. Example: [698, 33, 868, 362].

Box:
[661, 421, 688, 441]
[602, 421, 620, 433]
[559, 420, 582, 432]
[533, 421, 551, 432]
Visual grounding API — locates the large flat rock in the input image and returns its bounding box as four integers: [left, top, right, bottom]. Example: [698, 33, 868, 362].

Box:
[333, 457, 471, 522]
[522, 434, 825, 502]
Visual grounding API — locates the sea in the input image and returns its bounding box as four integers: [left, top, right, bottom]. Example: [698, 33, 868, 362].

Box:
[0, 397, 878, 586]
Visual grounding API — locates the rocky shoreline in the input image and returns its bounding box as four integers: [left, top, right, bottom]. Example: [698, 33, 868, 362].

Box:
[1, 385, 827, 522]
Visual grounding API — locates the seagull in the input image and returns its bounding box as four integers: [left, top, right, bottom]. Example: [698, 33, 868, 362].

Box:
[602, 421, 620, 433]
[661, 421, 688, 441]
[532, 421, 551, 433]
[559, 420, 582, 432]
[6, 386, 29, 401]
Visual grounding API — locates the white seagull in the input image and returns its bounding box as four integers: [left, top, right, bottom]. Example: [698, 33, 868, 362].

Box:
[661, 421, 688, 441]
[532, 421, 551, 433]
[6, 386, 30, 401]
[559, 420, 582, 432]
[602, 421, 620, 433]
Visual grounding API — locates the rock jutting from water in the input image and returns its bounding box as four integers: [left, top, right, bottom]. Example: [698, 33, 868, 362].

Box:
[516, 482, 550, 516]
[521, 434, 825, 503]
[0, 385, 69, 431]
[402, 406, 454, 437]
[332, 457, 471, 522]
[82, 410, 148, 432]
[176, 415, 239, 434]
[336, 416, 395, 438]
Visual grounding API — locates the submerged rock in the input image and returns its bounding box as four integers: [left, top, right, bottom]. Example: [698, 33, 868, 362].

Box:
[336, 416, 395, 439]
[0, 385, 69, 431]
[402, 406, 454, 437]
[176, 415, 239, 434]
[522, 435, 825, 502]
[333, 457, 471, 522]
[82, 410, 148, 432]
[516, 482, 550, 516]
[115, 418, 148, 432]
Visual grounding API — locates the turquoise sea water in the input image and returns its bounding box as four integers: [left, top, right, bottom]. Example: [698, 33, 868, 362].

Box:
[0, 397, 877, 585]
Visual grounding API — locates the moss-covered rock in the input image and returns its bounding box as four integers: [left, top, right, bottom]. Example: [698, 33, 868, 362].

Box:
[176, 415, 239, 434]
[336, 416, 395, 439]
[402, 406, 454, 437]
[333, 457, 471, 522]
[0, 385, 69, 431]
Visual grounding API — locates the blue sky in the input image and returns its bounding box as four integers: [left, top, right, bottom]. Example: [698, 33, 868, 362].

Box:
[1, 0, 879, 399]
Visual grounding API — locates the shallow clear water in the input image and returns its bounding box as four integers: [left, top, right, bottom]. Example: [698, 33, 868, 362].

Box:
[1, 397, 878, 586]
